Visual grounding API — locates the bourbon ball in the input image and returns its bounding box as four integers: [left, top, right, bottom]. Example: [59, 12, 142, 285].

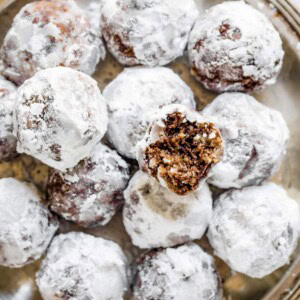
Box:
[104, 67, 196, 159]
[188, 1, 284, 92]
[48, 142, 130, 228]
[202, 93, 289, 189]
[137, 104, 223, 195]
[14, 67, 108, 172]
[36, 232, 130, 300]
[133, 243, 221, 300]
[208, 183, 300, 278]
[0, 0, 105, 85]
[100, 0, 198, 66]
[0, 178, 58, 268]
[0, 75, 18, 162]
[123, 171, 213, 249]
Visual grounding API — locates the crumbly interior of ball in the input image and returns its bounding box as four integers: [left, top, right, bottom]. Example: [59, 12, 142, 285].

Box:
[145, 112, 223, 195]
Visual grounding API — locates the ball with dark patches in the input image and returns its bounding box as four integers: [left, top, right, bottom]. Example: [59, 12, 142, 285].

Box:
[48, 143, 130, 227]
[202, 93, 289, 189]
[0, 0, 105, 85]
[133, 243, 221, 300]
[123, 171, 213, 249]
[36, 232, 130, 300]
[188, 1, 284, 92]
[100, 0, 198, 66]
[0, 178, 58, 268]
[208, 183, 300, 278]
[14, 67, 108, 172]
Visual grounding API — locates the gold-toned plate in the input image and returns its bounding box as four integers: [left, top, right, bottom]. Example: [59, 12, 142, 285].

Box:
[0, 0, 299, 299]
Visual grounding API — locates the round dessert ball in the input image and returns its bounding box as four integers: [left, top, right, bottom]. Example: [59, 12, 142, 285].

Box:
[0, 75, 18, 162]
[14, 67, 108, 172]
[123, 171, 212, 249]
[104, 67, 196, 159]
[0, 0, 105, 85]
[36, 232, 130, 300]
[202, 93, 289, 189]
[48, 142, 130, 228]
[208, 183, 300, 278]
[100, 0, 198, 66]
[188, 1, 284, 92]
[133, 243, 221, 300]
[137, 104, 223, 195]
[0, 178, 58, 268]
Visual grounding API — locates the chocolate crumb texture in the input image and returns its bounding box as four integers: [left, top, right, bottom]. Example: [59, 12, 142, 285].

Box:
[137, 104, 223, 195]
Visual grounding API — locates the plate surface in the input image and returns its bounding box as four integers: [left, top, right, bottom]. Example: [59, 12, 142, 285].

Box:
[0, 0, 299, 299]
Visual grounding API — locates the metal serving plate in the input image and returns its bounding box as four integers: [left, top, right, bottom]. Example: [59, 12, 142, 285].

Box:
[0, 0, 299, 299]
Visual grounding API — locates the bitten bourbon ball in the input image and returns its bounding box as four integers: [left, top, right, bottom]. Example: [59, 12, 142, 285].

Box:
[14, 67, 108, 172]
[0, 0, 105, 85]
[133, 243, 221, 300]
[202, 93, 289, 189]
[36, 232, 130, 300]
[0, 178, 58, 268]
[137, 104, 223, 195]
[48, 143, 130, 228]
[123, 171, 213, 249]
[100, 0, 198, 66]
[104, 67, 196, 159]
[188, 1, 284, 92]
[0, 75, 18, 162]
[208, 183, 300, 278]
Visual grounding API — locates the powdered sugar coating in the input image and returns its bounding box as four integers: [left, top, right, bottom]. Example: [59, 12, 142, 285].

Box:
[202, 93, 289, 189]
[48, 142, 130, 227]
[36, 232, 130, 300]
[123, 171, 212, 249]
[137, 104, 223, 194]
[0, 75, 18, 161]
[15, 67, 108, 172]
[134, 243, 221, 300]
[0, 0, 105, 85]
[104, 67, 196, 159]
[208, 183, 300, 278]
[0, 178, 58, 268]
[188, 1, 284, 92]
[75, 0, 105, 33]
[100, 0, 198, 66]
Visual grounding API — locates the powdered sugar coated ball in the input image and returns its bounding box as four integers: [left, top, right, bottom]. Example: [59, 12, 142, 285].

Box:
[188, 1, 284, 92]
[202, 93, 289, 189]
[48, 142, 130, 227]
[101, 0, 198, 66]
[104, 67, 196, 159]
[133, 243, 221, 300]
[208, 183, 300, 278]
[36, 232, 130, 300]
[0, 0, 105, 85]
[137, 104, 223, 195]
[0, 178, 58, 268]
[123, 171, 212, 249]
[15, 67, 108, 172]
[0, 75, 18, 162]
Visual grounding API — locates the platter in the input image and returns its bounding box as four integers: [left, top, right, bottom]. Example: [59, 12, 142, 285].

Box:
[0, 0, 299, 299]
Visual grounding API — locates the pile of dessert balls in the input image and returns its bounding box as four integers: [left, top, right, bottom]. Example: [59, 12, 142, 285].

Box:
[0, 0, 299, 299]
